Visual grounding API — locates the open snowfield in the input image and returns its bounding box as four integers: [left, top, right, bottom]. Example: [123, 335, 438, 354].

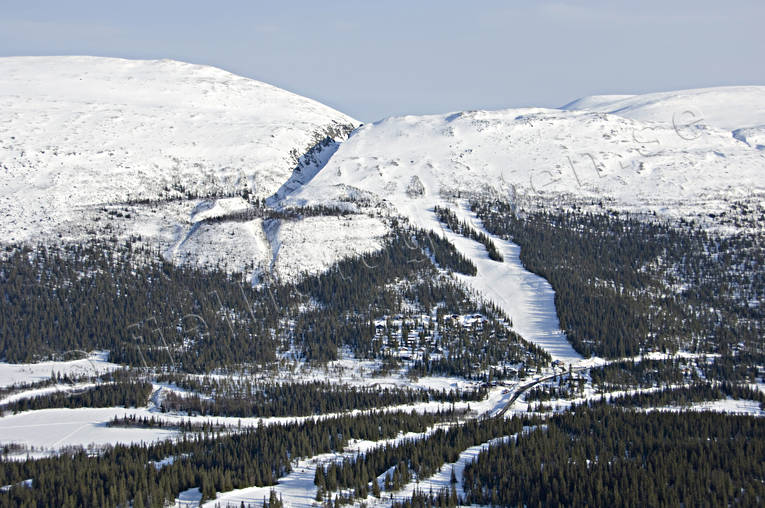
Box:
[0, 56, 356, 240]
[0, 381, 513, 456]
[268, 214, 388, 280]
[0, 351, 118, 388]
[562, 86, 765, 131]
[0, 407, 177, 455]
[291, 86, 765, 229]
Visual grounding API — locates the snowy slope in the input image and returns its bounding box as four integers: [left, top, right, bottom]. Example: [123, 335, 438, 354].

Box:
[268, 214, 388, 280]
[0, 351, 118, 388]
[562, 86, 765, 131]
[288, 86, 764, 359]
[292, 93, 764, 214]
[0, 56, 358, 277]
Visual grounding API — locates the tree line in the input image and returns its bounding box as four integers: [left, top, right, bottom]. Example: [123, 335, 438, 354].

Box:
[434, 206, 503, 262]
[0, 224, 539, 375]
[472, 200, 763, 360]
[157, 378, 485, 418]
[462, 406, 765, 506]
[584, 382, 765, 409]
[1, 379, 152, 414]
[314, 415, 536, 502]
[0, 409, 458, 507]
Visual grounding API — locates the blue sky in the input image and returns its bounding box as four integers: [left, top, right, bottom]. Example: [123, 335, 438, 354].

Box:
[1, 1, 763, 121]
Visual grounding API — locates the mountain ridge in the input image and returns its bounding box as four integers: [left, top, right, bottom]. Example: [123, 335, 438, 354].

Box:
[0, 56, 376, 279]
[561, 85, 765, 131]
[1, 56, 763, 282]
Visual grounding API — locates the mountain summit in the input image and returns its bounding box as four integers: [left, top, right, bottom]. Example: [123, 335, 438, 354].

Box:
[0, 56, 357, 244]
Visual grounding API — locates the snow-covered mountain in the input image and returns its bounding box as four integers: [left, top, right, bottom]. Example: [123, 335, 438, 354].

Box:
[1, 57, 762, 281]
[0, 56, 383, 278]
[291, 87, 765, 226]
[283, 86, 764, 364]
[562, 85, 765, 131]
[0, 56, 356, 212]
[563, 86, 765, 153]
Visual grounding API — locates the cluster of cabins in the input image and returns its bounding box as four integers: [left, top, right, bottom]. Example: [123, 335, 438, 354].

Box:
[372, 312, 491, 362]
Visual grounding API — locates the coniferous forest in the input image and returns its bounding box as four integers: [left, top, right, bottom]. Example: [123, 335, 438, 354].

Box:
[472, 200, 763, 359]
[157, 377, 485, 418]
[0, 203, 762, 507]
[310, 406, 765, 507]
[0, 409, 457, 507]
[0, 223, 544, 375]
[461, 407, 764, 507]
[1, 378, 152, 414]
[434, 206, 503, 262]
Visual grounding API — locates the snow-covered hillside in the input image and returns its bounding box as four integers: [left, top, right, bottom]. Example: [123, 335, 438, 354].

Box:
[287, 86, 764, 360]
[2, 61, 762, 282]
[292, 87, 765, 217]
[562, 86, 765, 131]
[0, 56, 366, 277]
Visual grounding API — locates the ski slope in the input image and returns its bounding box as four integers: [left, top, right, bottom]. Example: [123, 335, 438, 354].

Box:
[285, 86, 765, 361]
[449, 206, 582, 363]
[390, 199, 582, 363]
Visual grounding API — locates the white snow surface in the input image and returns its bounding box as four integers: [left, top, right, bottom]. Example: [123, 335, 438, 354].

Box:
[269, 214, 388, 280]
[0, 407, 177, 453]
[293, 91, 765, 215]
[0, 56, 358, 277]
[286, 86, 765, 360]
[733, 125, 765, 150]
[0, 382, 100, 405]
[563, 86, 765, 131]
[655, 397, 765, 417]
[0, 351, 118, 388]
[447, 206, 582, 363]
